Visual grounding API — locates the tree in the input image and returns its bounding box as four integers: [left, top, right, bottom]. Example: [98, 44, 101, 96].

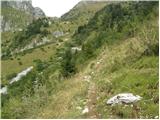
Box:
[61, 48, 76, 77]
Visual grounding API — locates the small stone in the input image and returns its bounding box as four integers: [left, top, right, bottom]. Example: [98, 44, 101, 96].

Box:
[154, 116, 159, 119]
[82, 107, 89, 114]
[97, 61, 100, 64]
[97, 97, 100, 100]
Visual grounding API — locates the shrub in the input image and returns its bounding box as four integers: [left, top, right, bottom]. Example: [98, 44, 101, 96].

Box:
[18, 61, 23, 65]
[61, 48, 76, 77]
[33, 59, 48, 72]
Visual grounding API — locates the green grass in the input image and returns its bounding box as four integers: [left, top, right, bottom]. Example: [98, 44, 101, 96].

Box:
[1, 1, 158, 119]
[1, 43, 57, 79]
[95, 55, 158, 119]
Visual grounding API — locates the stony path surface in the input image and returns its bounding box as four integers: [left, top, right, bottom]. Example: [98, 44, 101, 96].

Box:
[87, 81, 100, 118]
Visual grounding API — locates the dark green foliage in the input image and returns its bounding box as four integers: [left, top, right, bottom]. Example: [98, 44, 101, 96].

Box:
[17, 58, 21, 60]
[33, 59, 48, 72]
[26, 18, 49, 36]
[18, 61, 23, 65]
[40, 47, 46, 52]
[10, 18, 49, 49]
[143, 44, 159, 56]
[1, 49, 11, 60]
[74, 1, 158, 42]
[61, 48, 76, 77]
[72, 1, 158, 66]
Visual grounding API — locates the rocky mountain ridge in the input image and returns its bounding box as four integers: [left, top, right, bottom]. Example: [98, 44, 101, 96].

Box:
[1, 0, 45, 32]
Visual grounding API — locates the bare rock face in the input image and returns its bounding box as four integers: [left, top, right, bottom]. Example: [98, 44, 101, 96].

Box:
[1, 16, 11, 32]
[33, 7, 45, 19]
[1, 0, 45, 32]
[2, 0, 34, 13]
[1, 0, 45, 17]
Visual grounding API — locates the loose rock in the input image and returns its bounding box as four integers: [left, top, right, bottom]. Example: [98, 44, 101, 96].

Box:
[106, 93, 142, 105]
[82, 107, 89, 114]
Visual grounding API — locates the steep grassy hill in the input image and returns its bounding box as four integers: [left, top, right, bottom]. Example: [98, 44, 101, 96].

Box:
[1, 0, 108, 80]
[1, 1, 159, 119]
[61, 1, 108, 33]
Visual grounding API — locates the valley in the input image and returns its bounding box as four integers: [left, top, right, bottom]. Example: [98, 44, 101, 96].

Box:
[1, 1, 159, 119]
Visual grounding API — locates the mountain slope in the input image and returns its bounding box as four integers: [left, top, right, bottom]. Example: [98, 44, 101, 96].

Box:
[1, 0, 45, 32]
[61, 1, 107, 22]
[1, 0, 47, 60]
[61, 1, 108, 32]
[1, 0, 108, 74]
[1, 1, 159, 119]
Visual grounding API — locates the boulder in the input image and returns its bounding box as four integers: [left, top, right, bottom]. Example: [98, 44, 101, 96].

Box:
[106, 93, 142, 105]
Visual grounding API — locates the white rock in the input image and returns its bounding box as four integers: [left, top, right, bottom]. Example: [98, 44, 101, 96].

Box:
[82, 107, 89, 114]
[83, 75, 91, 82]
[106, 93, 142, 105]
[97, 61, 100, 64]
[10, 66, 33, 84]
[0, 86, 7, 94]
[91, 71, 94, 75]
[154, 116, 159, 119]
[130, 104, 133, 107]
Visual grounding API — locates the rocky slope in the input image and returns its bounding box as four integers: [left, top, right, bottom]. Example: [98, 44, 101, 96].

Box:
[1, 0, 45, 32]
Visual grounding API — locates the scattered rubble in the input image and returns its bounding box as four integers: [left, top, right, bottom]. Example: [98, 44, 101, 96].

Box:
[83, 75, 91, 82]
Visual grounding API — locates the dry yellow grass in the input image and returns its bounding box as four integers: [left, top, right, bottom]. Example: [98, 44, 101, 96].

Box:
[34, 74, 89, 118]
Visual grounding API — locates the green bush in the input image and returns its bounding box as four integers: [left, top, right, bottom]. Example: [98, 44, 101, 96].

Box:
[33, 59, 48, 72]
[61, 48, 76, 77]
[10, 18, 49, 49]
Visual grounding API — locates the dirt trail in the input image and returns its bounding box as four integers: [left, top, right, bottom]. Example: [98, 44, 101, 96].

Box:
[87, 81, 100, 119]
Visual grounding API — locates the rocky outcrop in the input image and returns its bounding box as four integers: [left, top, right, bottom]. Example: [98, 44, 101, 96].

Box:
[1, 0, 45, 17]
[12, 37, 51, 54]
[33, 7, 45, 19]
[1, 0, 45, 32]
[1, 0, 33, 13]
[52, 31, 64, 38]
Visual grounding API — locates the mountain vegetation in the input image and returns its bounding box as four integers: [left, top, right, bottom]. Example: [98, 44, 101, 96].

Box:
[1, 1, 159, 119]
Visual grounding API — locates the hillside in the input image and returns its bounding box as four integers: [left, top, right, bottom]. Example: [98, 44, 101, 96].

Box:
[1, 0, 108, 77]
[1, 0, 45, 32]
[1, 0, 47, 61]
[1, 1, 159, 119]
[61, 1, 108, 26]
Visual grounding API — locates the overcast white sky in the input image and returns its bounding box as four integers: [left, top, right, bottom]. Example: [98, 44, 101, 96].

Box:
[32, 0, 81, 17]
